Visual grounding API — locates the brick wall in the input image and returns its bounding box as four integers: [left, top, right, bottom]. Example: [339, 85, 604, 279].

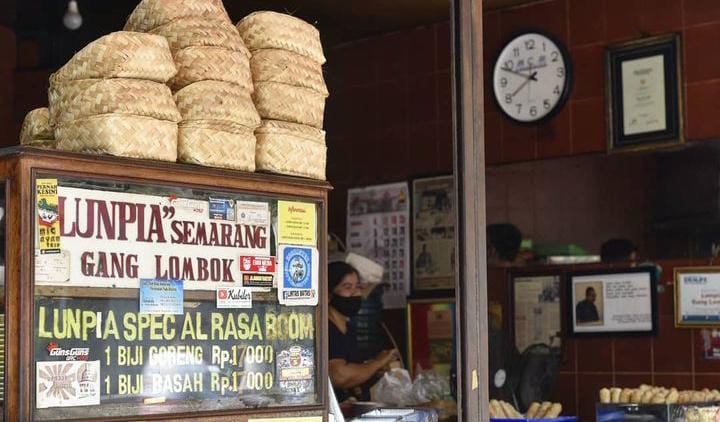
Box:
[484, 0, 720, 164]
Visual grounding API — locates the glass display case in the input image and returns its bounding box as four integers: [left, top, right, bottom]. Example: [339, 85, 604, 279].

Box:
[597, 402, 720, 422]
[0, 147, 330, 421]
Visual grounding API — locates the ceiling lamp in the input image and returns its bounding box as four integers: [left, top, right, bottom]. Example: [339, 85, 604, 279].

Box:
[63, 0, 83, 30]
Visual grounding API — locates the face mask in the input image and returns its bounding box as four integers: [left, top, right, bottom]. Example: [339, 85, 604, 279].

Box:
[331, 295, 362, 317]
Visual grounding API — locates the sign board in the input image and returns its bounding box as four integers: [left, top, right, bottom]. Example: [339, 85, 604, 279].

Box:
[35, 297, 317, 407]
[675, 267, 720, 327]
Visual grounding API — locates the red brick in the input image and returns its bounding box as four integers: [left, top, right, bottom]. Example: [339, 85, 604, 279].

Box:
[570, 44, 604, 100]
[484, 111, 503, 165]
[326, 134, 352, 184]
[549, 373, 577, 416]
[614, 337, 652, 372]
[687, 81, 720, 140]
[377, 79, 407, 129]
[683, 0, 720, 26]
[0, 26, 16, 70]
[436, 119, 453, 172]
[436, 21, 451, 71]
[654, 374, 693, 390]
[501, 118, 536, 163]
[374, 31, 409, 82]
[654, 315, 693, 372]
[407, 26, 436, 75]
[637, 0, 682, 34]
[436, 70, 452, 122]
[571, 98, 606, 154]
[537, 106, 571, 158]
[577, 338, 613, 372]
[336, 40, 375, 87]
[577, 374, 613, 421]
[500, 0, 568, 45]
[377, 125, 409, 180]
[685, 22, 720, 83]
[406, 73, 437, 124]
[17, 39, 39, 69]
[569, 0, 606, 47]
[409, 122, 439, 175]
[605, 0, 640, 41]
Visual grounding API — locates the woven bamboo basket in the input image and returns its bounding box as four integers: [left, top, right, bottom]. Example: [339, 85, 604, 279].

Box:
[20, 108, 55, 148]
[49, 79, 180, 126]
[150, 18, 249, 56]
[174, 81, 260, 128]
[170, 46, 252, 91]
[255, 120, 326, 180]
[50, 32, 176, 84]
[253, 81, 326, 128]
[124, 0, 231, 33]
[55, 114, 177, 162]
[251, 49, 327, 95]
[178, 120, 256, 171]
[237, 11, 326, 64]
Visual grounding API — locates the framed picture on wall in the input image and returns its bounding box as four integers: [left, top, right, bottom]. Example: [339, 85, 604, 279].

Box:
[606, 34, 684, 153]
[411, 175, 455, 292]
[675, 267, 720, 328]
[566, 267, 658, 336]
[510, 270, 562, 352]
[406, 298, 456, 377]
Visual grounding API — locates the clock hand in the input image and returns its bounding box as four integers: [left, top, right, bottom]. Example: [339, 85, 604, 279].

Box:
[500, 67, 532, 79]
[511, 71, 538, 98]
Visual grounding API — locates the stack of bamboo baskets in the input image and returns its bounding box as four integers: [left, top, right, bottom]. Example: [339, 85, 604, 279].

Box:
[238, 11, 328, 180]
[127, 0, 260, 171]
[47, 32, 180, 161]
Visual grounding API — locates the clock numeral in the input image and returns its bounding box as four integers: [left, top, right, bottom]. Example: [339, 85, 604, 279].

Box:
[513, 48, 520, 57]
[556, 67, 565, 77]
[504, 60, 514, 69]
[516, 103, 522, 114]
[542, 42, 546, 52]
[551, 51, 559, 62]
[505, 94, 512, 104]
[527, 57, 534, 67]
[553, 86, 561, 95]
[524, 39, 535, 50]
[530, 106, 537, 117]
[500, 77, 508, 88]
[543, 99, 551, 109]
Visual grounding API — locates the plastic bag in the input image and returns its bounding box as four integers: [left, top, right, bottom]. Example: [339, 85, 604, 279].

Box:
[370, 368, 416, 406]
[412, 367, 452, 403]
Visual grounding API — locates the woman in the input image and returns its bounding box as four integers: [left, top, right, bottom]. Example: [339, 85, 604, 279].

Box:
[328, 261, 396, 401]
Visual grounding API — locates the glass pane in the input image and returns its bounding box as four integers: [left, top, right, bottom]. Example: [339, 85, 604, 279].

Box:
[32, 175, 321, 420]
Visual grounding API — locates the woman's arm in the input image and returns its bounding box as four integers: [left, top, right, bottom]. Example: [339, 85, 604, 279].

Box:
[329, 350, 396, 389]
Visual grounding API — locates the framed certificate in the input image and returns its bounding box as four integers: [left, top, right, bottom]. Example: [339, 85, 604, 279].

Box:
[566, 267, 658, 337]
[606, 34, 684, 153]
[675, 267, 720, 328]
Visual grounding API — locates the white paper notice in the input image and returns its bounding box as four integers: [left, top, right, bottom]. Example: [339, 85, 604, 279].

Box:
[678, 272, 720, 323]
[346, 182, 411, 309]
[621, 54, 667, 136]
[35, 249, 71, 283]
[216, 287, 253, 309]
[513, 275, 561, 351]
[36, 360, 101, 408]
[572, 272, 653, 333]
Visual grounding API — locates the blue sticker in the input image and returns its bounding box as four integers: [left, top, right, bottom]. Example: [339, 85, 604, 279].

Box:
[282, 247, 313, 290]
[139, 279, 184, 315]
[209, 197, 235, 221]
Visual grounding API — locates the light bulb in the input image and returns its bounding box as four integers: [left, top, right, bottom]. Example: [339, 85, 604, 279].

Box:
[63, 0, 82, 30]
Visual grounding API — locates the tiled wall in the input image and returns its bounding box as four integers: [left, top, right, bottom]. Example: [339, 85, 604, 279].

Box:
[483, 0, 720, 164]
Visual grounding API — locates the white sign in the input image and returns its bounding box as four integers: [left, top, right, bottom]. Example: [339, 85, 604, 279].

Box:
[571, 271, 654, 333]
[37, 187, 270, 290]
[216, 287, 253, 309]
[677, 270, 720, 324]
[621, 54, 667, 136]
[34, 250, 70, 283]
[36, 360, 101, 408]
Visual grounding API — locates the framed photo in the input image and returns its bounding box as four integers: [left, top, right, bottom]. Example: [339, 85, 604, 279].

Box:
[406, 298, 456, 377]
[675, 267, 720, 328]
[411, 175, 455, 292]
[566, 267, 658, 337]
[510, 270, 562, 352]
[606, 34, 684, 153]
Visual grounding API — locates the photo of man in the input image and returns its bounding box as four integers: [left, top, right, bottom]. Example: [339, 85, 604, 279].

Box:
[575, 282, 603, 326]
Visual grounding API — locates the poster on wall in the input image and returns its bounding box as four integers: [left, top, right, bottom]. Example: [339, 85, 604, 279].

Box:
[406, 299, 455, 376]
[34, 185, 272, 291]
[512, 274, 561, 352]
[346, 182, 410, 309]
[567, 267, 657, 336]
[675, 267, 720, 327]
[412, 176, 455, 291]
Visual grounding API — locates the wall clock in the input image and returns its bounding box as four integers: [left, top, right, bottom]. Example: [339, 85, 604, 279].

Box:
[493, 32, 572, 123]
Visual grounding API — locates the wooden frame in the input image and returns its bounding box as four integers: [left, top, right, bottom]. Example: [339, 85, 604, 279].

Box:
[674, 266, 720, 328]
[453, 0, 488, 420]
[1, 146, 331, 421]
[606, 34, 685, 153]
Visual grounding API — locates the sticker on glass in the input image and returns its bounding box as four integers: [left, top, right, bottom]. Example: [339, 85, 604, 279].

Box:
[36, 360, 100, 408]
[276, 346, 315, 394]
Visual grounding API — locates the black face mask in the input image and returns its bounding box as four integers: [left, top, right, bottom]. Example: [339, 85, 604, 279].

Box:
[331, 295, 362, 317]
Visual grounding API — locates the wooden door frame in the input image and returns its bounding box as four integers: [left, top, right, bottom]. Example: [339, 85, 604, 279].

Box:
[452, 0, 488, 420]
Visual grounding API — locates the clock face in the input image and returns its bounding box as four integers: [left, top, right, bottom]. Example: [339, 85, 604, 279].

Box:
[493, 32, 571, 123]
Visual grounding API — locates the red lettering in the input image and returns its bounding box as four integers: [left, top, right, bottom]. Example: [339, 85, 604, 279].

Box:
[115, 201, 137, 241]
[222, 259, 233, 282]
[210, 259, 220, 281]
[154, 255, 167, 279]
[145, 205, 166, 243]
[80, 251, 93, 276]
[221, 224, 232, 247]
[95, 201, 115, 240]
[181, 257, 195, 281]
[197, 258, 209, 280]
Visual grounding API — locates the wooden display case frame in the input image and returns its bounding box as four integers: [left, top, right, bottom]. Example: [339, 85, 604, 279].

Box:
[0, 146, 331, 421]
